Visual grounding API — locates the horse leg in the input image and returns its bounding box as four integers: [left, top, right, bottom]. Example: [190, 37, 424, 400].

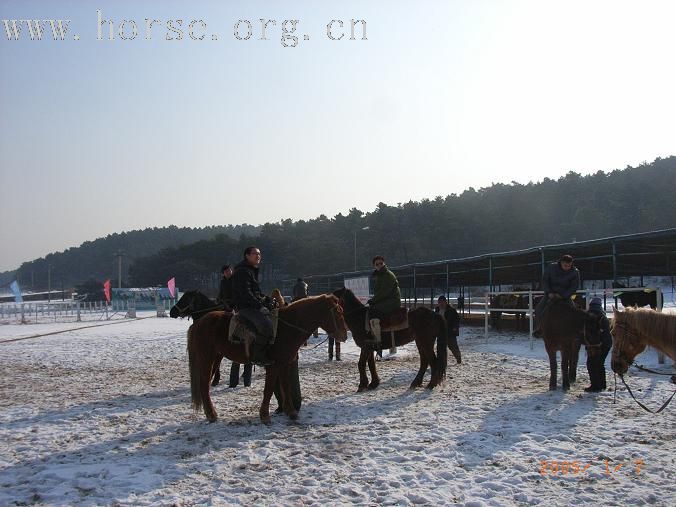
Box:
[367, 349, 380, 390]
[410, 340, 429, 389]
[569, 342, 581, 384]
[260, 367, 277, 424]
[279, 365, 298, 420]
[357, 349, 370, 392]
[211, 357, 222, 387]
[561, 349, 571, 391]
[546, 346, 558, 390]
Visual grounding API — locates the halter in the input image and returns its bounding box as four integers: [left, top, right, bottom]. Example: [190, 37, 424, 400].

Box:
[611, 321, 676, 413]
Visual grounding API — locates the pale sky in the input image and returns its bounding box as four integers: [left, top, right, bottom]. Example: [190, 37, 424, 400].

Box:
[1, 0, 675, 272]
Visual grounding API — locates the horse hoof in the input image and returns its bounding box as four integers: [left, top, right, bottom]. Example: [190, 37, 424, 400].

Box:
[211, 379, 220, 387]
[207, 415, 218, 423]
[288, 411, 299, 421]
[562, 385, 570, 392]
[549, 386, 557, 391]
[367, 382, 380, 390]
[357, 385, 367, 393]
[260, 416, 272, 425]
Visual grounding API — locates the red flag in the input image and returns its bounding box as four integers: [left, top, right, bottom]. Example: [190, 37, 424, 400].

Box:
[103, 279, 111, 302]
[167, 277, 176, 298]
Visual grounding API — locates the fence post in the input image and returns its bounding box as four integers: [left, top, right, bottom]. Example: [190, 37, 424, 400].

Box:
[484, 292, 489, 342]
[528, 291, 534, 350]
[76, 300, 81, 322]
[20, 303, 26, 324]
[656, 288, 665, 364]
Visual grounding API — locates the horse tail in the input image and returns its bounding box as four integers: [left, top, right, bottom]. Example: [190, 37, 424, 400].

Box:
[435, 313, 448, 379]
[186, 325, 203, 413]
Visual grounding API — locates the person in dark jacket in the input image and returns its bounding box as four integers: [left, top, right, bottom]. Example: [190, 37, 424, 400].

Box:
[584, 297, 612, 392]
[232, 246, 277, 366]
[217, 264, 235, 310]
[368, 255, 402, 350]
[534, 254, 580, 336]
[292, 278, 308, 301]
[435, 296, 462, 364]
[216, 263, 252, 386]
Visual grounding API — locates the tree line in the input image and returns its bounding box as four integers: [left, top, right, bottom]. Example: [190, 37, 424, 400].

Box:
[6, 157, 675, 296]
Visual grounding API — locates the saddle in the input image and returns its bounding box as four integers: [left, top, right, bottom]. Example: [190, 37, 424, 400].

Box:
[228, 309, 280, 351]
[366, 307, 409, 333]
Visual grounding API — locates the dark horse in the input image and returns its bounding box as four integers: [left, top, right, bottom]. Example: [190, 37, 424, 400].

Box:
[612, 281, 658, 309]
[176, 292, 347, 423]
[333, 287, 448, 391]
[170, 291, 225, 386]
[490, 293, 528, 331]
[541, 299, 603, 391]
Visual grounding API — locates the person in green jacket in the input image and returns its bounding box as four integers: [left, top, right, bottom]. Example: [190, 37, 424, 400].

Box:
[367, 255, 402, 348]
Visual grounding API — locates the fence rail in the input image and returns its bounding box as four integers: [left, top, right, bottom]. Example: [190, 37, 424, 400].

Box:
[0, 298, 178, 324]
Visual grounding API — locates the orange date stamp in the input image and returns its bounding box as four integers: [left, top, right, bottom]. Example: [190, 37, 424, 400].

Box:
[539, 459, 644, 477]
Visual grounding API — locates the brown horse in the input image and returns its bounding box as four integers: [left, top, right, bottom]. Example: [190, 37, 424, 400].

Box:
[611, 307, 676, 375]
[333, 287, 447, 391]
[182, 293, 347, 423]
[541, 299, 603, 391]
[170, 291, 225, 386]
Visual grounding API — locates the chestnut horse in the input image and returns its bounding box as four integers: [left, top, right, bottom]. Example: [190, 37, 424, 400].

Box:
[170, 291, 225, 386]
[611, 307, 676, 375]
[180, 293, 347, 423]
[541, 299, 603, 391]
[333, 287, 447, 391]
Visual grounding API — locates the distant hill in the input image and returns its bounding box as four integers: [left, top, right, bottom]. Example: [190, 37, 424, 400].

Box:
[5, 157, 675, 294]
[128, 157, 676, 292]
[1, 224, 260, 291]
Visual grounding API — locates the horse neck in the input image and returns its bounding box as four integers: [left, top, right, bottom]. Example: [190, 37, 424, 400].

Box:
[625, 315, 676, 359]
[283, 299, 324, 342]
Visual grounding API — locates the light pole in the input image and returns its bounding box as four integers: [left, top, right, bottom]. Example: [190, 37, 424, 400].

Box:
[353, 226, 370, 271]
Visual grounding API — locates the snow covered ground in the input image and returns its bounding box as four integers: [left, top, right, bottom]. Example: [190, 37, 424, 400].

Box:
[0, 314, 674, 506]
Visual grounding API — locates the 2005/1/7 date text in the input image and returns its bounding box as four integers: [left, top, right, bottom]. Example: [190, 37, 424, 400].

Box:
[540, 459, 644, 477]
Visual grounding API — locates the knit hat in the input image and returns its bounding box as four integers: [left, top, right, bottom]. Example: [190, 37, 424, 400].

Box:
[589, 297, 602, 307]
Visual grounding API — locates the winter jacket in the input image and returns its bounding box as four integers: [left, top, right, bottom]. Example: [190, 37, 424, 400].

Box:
[542, 262, 580, 299]
[370, 266, 401, 314]
[588, 305, 612, 348]
[217, 277, 234, 307]
[232, 260, 268, 311]
[292, 281, 308, 301]
[435, 305, 460, 337]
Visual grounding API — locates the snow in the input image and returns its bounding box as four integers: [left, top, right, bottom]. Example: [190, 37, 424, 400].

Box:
[0, 314, 674, 506]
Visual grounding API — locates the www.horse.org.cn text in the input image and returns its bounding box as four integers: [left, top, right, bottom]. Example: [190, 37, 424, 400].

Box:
[1, 10, 368, 47]
[539, 459, 645, 478]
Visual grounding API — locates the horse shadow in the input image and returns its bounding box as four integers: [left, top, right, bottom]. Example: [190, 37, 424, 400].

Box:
[2, 388, 192, 432]
[454, 390, 598, 470]
[2, 370, 441, 503]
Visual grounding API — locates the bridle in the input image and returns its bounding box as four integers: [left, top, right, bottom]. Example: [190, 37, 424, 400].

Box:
[611, 320, 675, 414]
[172, 293, 222, 318]
[278, 299, 347, 340]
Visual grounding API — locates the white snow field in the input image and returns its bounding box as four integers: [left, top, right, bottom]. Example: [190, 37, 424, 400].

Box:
[0, 314, 674, 506]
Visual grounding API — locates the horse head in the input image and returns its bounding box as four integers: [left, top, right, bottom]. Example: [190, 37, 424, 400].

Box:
[610, 308, 645, 375]
[321, 294, 349, 342]
[170, 290, 215, 319]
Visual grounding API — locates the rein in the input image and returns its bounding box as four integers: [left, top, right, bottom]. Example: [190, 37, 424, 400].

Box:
[615, 374, 676, 414]
[277, 301, 345, 339]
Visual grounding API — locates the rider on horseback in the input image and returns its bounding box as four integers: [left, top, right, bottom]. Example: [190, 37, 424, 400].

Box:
[534, 254, 580, 337]
[367, 255, 402, 348]
[232, 246, 278, 366]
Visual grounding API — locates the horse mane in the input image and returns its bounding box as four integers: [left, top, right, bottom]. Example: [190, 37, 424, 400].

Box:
[615, 308, 676, 349]
[338, 287, 364, 308]
[283, 294, 333, 312]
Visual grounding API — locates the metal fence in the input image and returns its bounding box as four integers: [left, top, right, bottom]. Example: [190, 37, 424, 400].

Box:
[0, 298, 178, 324]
